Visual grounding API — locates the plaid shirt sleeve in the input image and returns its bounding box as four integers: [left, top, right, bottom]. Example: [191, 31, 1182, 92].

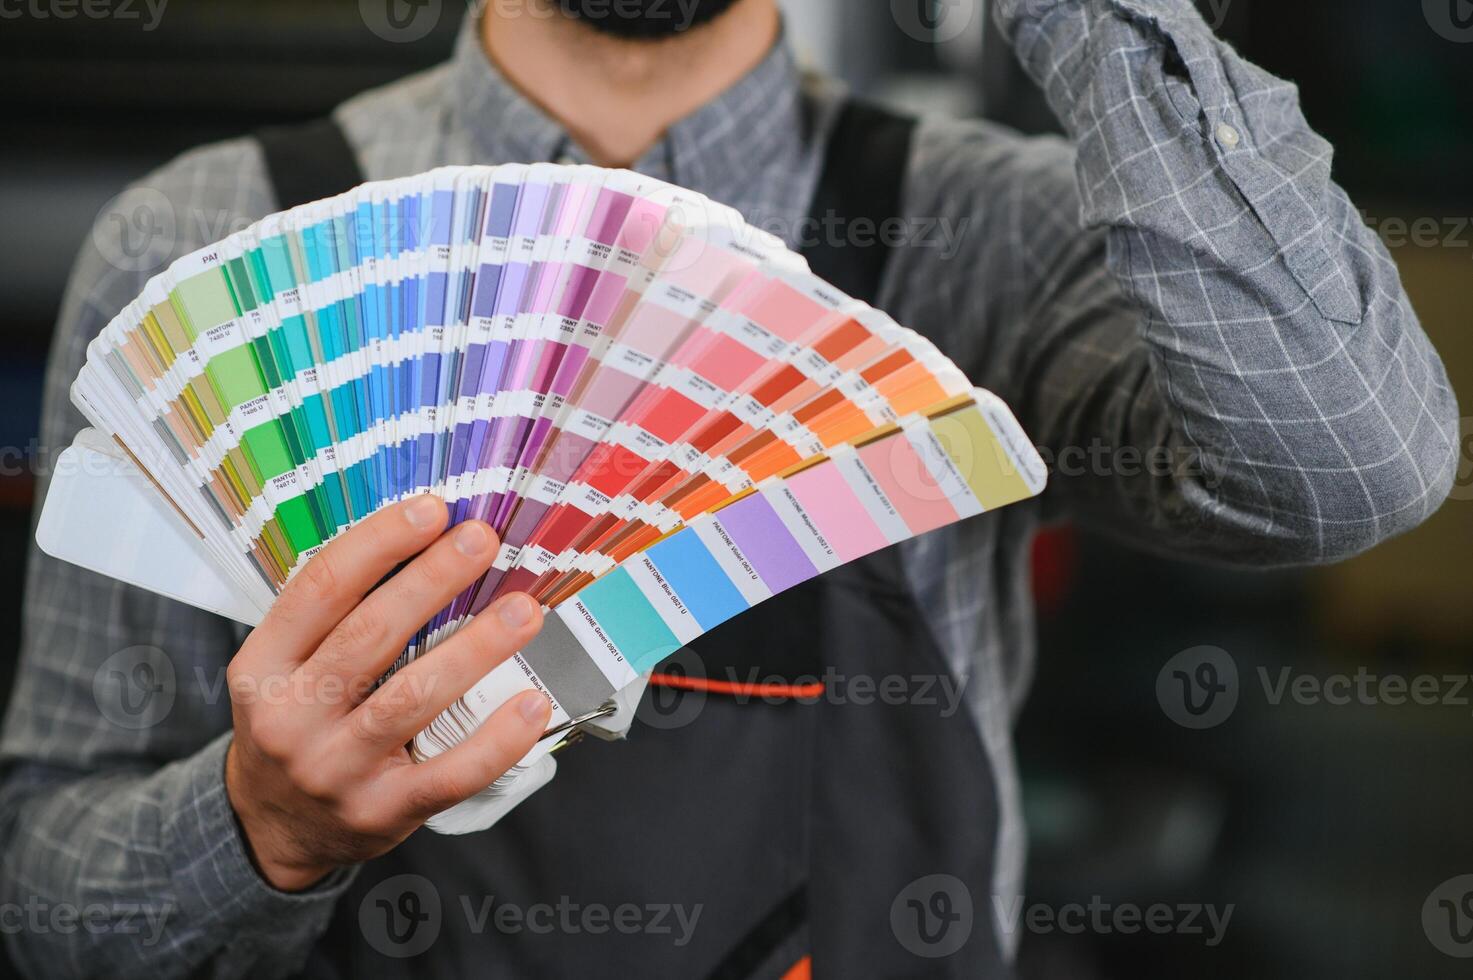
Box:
[947, 0, 1461, 562]
[885, 4, 1460, 925]
[0, 141, 355, 979]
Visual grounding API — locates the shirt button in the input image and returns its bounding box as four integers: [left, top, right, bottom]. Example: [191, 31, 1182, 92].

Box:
[1215, 123, 1242, 148]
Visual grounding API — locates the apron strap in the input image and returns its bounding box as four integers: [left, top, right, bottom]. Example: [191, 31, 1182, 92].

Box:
[799, 99, 918, 306]
[254, 116, 365, 210]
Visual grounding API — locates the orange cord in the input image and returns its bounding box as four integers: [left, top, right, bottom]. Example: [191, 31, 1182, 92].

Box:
[781, 956, 812, 980]
[646, 672, 825, 700]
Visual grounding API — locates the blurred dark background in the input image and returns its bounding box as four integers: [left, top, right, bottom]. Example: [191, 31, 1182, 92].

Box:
[1, 1, 1470, 976]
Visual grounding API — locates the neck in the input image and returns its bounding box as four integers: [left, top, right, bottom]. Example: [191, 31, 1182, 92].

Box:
[480, 0, 781, 168]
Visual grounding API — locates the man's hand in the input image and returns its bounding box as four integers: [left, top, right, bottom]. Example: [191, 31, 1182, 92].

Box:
[223, 495, 550, 891]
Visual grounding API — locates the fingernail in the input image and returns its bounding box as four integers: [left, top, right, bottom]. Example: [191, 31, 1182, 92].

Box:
[405, 495, 443, 529]
[496, 593, 537, 628]
[454, 522, 491, 557]
[518, 691, 550, 725]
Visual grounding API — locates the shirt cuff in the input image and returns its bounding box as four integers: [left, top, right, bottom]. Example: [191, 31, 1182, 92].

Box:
[163, 732, 357, 968]
[990, 0, 1364, 325]
[992, 0, 1218, 130]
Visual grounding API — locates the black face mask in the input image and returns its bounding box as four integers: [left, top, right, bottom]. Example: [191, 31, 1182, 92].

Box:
[554, 0, 745, 40]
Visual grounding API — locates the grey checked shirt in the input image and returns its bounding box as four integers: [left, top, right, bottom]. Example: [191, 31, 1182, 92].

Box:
[1, 1, 1460, 976]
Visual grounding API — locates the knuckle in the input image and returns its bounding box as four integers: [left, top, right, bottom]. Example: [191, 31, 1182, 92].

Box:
[407, 554, 448, 594]
[481, 728, 519, 770]
[293, 554, 340, 603]
[245, 714, 289, 761]
[464, 612, 519, 663]
[225, 661, 254, 703]
[339, 606, 388, 653]
[378, 673, 433, 716]
[406, 768, 468, 816]
[347, 696, 398, 743]
[343, 799, 400, 840]
[310, 637, 354, 679]
[345, 710, 376, 745]
[287, 758, 336, 801]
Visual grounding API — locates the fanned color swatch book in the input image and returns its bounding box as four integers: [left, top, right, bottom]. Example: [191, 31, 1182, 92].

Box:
[37, 163, 1047, 784]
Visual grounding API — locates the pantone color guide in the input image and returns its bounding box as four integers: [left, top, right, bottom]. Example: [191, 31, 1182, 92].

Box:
[50, 163, 1046, 780]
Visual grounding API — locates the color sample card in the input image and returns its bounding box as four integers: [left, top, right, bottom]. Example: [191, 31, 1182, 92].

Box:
[59, 163, 1048, 787]
[414, 390, 1046, 763]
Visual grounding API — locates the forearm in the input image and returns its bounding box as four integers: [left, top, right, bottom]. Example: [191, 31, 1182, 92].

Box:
[0, 735, 352, 979]
[997, 0, 1461, 559]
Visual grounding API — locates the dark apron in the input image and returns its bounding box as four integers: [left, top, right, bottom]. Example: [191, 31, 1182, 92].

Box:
[261, 104, 1010, 979]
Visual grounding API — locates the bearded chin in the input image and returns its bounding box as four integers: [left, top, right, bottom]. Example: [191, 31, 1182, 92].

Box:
[554, 0, 745, 40]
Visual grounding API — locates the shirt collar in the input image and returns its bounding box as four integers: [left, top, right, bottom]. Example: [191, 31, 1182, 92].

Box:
[446, 10, 814, 224]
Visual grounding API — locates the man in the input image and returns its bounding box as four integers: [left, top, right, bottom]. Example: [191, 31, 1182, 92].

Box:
[0, 0, 1460, 976]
